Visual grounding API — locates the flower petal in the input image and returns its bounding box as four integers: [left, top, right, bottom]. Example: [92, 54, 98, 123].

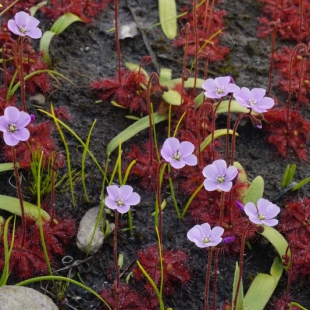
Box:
[215, 76, 230, 87]
[8, 20, 21, 36]
[182, 154, 197, 166]
[25, 16, 40, 30]
[218, 181, 232, 192]
[202, 164, 218, 180]
[170, 159, 185, 169]
[203, 179, 219, 191]
[27, 27, 42, 39]
[179, 141, 194, 157]
[116, 204, 130, 214]
[12, 128, 30, 141]
[251, 88, 266, 102]
[256, 198, 270, 213]
[212, 159, 227, 177]
[200, 223, 211, 237]
[187, 225, 203, 242]
[106, 185, 120, 200]
[125, 192, 140, 206]
[265, 204, 280, 219]
[0, 116, 8, 132]
[16, 111, 31, 128]
[14, 11, 31, 28]
[119, 185, 133, 200]
[226, 165, 238, 181]
[262, 219, 278, 226]
[4, 106, 20, 123]
[105, 196, 117, 210]
[3, 132, 19, 146]
[210, 226, 224, 240]
[244, 202, 258, 218]
[202, 78, 216, 93]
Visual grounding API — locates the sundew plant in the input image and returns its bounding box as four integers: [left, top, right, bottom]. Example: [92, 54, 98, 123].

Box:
[0, 1, 309, 310]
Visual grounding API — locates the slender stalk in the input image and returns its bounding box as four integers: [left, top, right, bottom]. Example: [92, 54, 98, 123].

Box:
[212, 249, 219, 310]
[206, 0, 216, 36]
[18, 39, 27, 111]
[113, 211, 120, 310]
[298, 0, 304, 43]
[193, 0, 199, 94]
[233, 223, 250, 309]
[267, 19, 280, 97]
[230, 112, 251, 166]
[202, 0, 210, 33]
[211, 98, 223, 161]
[205, 249, 213, 310]
[156, 162, 166, 242]
[12, 146, 26, 246]
[225, 95, 233, 163]
[146, 73, 160, 164]
[114, 0, 121, 83]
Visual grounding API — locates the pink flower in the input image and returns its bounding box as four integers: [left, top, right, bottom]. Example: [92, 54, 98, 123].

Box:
[244, 198, 280, 226]
[0, 106, 31, 146]
[8, 11, 42, 39]
[187, 223, 224, 248]
[233, 87, 274, 113]
[203, 159, 238, 192]
[202, 76, 239, 99]
[105, 185, 140, 214]
[161, 137, 197, 169]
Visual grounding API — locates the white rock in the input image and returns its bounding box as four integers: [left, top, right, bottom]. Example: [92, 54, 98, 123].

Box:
[0, 286, 58, 310]
[76, 206, 105, 254]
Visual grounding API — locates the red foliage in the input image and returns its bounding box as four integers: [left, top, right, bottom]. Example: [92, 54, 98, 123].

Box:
[273, 46, 310, 105]
[132, 245, 191, 296]
[257, 0, 310, 42]
[90, 69, 149, 113]
[264, 108, 310, 160]
[100, 284, 157, 310]
[0, 225, 48, 279]
[40, 0, 112, 23]
[173, 5, 229, 62]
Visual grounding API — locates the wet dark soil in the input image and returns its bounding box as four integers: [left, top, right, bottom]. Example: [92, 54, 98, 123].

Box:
[2, 0, 310, 309]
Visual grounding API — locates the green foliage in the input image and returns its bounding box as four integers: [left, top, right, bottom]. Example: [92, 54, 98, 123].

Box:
[242, 257, 283, 310]
[281, 163, 310, 192]
[40, 13, 84, 66]
[0, 163, 14, 172]
[158, 0, 177, 39]
[232, 262, 244, 309]
[0, 195, 50, 222]
[243, 176, 264, 205]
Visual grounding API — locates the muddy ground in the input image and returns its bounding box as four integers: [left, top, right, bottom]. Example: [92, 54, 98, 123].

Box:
[2, 0, 310, 309]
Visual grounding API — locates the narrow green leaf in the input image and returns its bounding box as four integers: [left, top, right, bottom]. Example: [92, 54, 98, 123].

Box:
[286, 164, 296, 186]
[29, 1, 47, 16]
[51, 12, 83, 34]
[106, 112, 166, 154]
[162, 89, 182, 106]
[39, 31, 57, 65]
[200, 129, 236, 152]
[259, 226, 290, 269]
[0, 195, 50, 222]
[243, 257, 283, 310]
[281, 164, 291, 189]
[0, 163, 14, 173]
[159, 0, 177, 39]
[292, 177, 310, 191]
[243, 176, 264, 205]
[232, 262, 244, 310]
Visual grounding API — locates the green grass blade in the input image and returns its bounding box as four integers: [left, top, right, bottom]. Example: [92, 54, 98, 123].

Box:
[106, 112, 167, 154]
[51, 12, 83, 34]
[0, 163, 14, 172]
[29, 1, 47, 16]
[50, 105, 75, 207]
[281, 164, 291, 189]
[81, 120, 97, 202]
[292, 177, 310, 191]
[200, 129, 236, 152]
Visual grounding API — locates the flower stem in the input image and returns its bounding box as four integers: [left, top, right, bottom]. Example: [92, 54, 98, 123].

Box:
[205, 249, 213, 310]
[12, 146, 26, 246]
[211, 98, 223, 161]
[113, 211, 120, 310]
[233, 222, 250, 309]
[114, 0, 121, 83]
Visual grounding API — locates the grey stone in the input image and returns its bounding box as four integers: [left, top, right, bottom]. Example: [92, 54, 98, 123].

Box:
[0, 286, 58, 310]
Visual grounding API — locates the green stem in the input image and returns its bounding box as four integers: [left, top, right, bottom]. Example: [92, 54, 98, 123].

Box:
[181, 183, 204, 219]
